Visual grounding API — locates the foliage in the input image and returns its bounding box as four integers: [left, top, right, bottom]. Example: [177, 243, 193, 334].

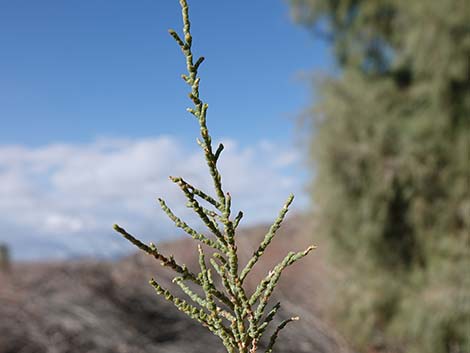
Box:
[289, 0, 470, 352]
[113, 1, 315, 352]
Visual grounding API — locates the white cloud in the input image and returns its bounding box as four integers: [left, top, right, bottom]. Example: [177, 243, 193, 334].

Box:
[0, 136, 307, 260]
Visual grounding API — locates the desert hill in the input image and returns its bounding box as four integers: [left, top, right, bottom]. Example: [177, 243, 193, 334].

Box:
[0, 215, 351, 353]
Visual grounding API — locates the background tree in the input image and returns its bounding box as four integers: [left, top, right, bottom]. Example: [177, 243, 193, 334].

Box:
[289, 0, 470, 352]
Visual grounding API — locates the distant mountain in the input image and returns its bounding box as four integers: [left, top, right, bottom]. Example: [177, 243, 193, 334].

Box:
[2, 231, 155, 261]
[0, 215, 351, 353]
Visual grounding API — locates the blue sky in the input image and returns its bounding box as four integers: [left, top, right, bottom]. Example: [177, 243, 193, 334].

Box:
[0, 0, 332, 259]
[0, 0, 331, 146]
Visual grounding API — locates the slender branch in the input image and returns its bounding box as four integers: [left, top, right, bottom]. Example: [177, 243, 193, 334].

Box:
[170, 176, 223, 211]
[240, 195, 294, 283]
[158, 198, 225, 251]
[264, 317, 299, 353]
[113, 224, 196, 280]
[171, 0, 226, 206]
[256, 302, 281, 339]
[169, 177, 227, 245]
[250, 246, 316, 312]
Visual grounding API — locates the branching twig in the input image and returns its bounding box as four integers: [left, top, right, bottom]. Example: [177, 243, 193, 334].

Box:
[113, 1, 315, 352]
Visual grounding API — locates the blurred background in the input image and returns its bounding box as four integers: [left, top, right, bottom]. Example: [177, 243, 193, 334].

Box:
[0, 1, 468, 353]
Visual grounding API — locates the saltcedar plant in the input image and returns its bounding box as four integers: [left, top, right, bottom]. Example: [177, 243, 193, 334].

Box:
[113, 1, 315, 352]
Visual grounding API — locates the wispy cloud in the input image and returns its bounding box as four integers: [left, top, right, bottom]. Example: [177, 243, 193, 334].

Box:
[0, 136, 307, 260]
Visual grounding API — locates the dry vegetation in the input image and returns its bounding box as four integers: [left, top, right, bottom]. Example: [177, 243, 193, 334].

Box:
[0, 215, 352, 353]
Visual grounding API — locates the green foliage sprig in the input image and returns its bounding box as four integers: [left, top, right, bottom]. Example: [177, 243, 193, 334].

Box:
[113, 1, 315, 352]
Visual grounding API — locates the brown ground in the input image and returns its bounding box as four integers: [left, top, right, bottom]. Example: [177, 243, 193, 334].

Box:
[0, 215, 353, 353]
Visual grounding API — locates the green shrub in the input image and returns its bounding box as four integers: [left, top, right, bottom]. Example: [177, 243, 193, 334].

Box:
[290, 0, 470, 352]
